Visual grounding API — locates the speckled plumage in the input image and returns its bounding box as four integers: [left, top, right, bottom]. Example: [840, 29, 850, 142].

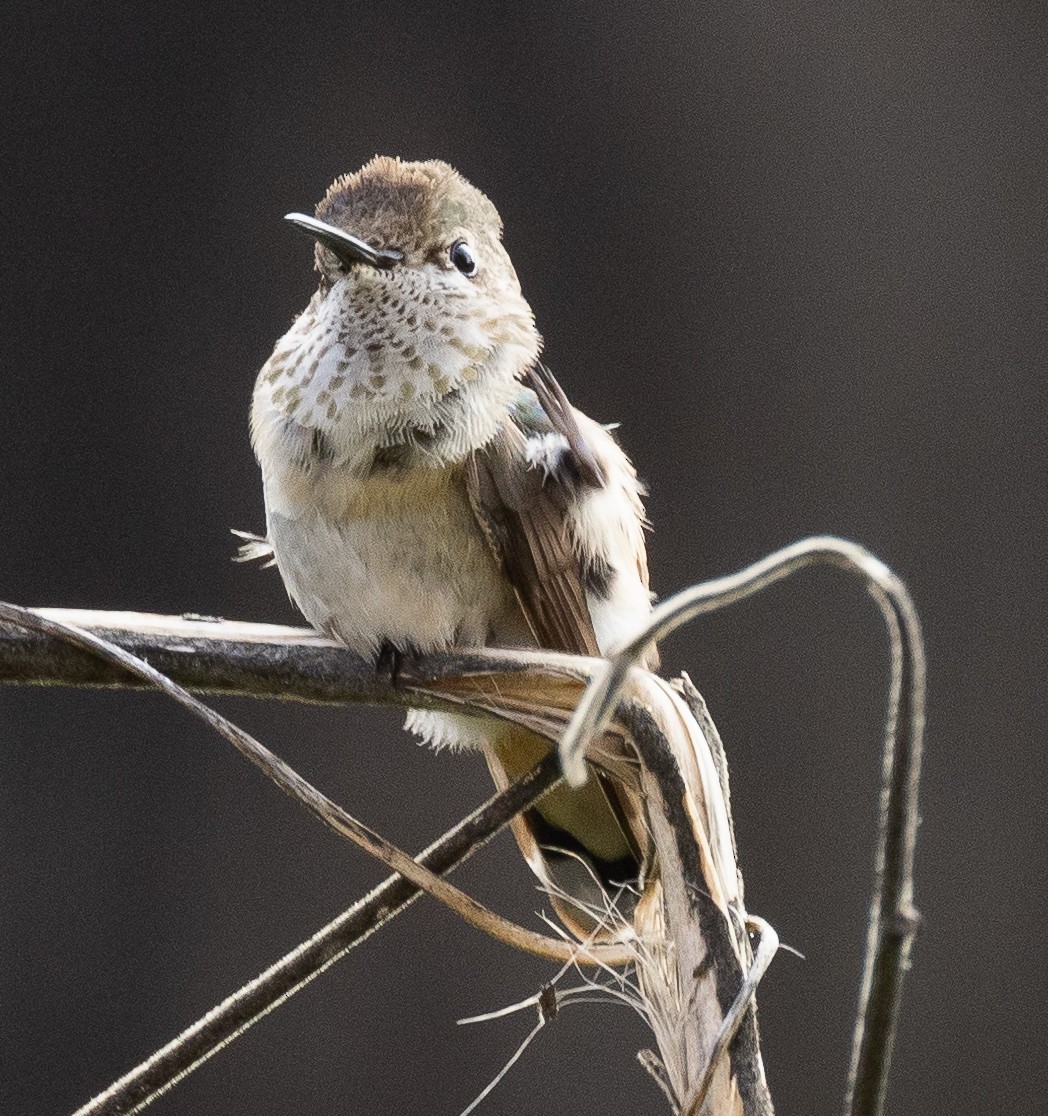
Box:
[254, 158, 535, 472]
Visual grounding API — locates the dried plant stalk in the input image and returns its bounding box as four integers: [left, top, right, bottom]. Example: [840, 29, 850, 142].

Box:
[0, 535, 925, 1116]
[1, 605, 768, 1113]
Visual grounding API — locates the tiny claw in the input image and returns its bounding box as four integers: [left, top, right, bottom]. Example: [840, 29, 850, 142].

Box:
[374, 640, 423, 687]
[375, 640, 403, 686]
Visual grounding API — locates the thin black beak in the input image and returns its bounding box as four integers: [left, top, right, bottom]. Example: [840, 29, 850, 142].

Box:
[284, 212, 403, 270]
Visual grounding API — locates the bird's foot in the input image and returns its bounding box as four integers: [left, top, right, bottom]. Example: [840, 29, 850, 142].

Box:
[374, 640, 423, 687]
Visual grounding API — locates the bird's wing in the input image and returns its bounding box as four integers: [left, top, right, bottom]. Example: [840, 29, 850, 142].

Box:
[465, 364, 606, 656]
[465, 364, 658, 935]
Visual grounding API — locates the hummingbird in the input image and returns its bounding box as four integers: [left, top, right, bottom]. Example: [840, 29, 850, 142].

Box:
[249, 156, 658, 938]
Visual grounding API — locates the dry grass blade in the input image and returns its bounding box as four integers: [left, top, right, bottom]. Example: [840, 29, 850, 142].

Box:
[68, 750, 583, 1116]
[0, 601, 624, 969]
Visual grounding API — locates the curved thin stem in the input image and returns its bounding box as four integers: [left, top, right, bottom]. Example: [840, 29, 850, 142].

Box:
[560, 536, 897, 781]
[0, 602, 631, 973]
[70, 754, 566, 1116]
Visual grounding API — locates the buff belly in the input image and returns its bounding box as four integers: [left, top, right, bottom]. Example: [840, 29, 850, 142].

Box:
[264, 464, 524, 656]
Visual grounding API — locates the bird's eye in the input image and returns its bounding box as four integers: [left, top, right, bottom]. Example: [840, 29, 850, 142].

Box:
[450, 240, 478, 277]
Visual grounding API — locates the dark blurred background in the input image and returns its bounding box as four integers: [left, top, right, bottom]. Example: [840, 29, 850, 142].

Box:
[2, 2, 1044, 1113]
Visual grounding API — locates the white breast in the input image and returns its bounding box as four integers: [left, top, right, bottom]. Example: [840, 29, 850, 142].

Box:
[261, 453, 524, 657]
